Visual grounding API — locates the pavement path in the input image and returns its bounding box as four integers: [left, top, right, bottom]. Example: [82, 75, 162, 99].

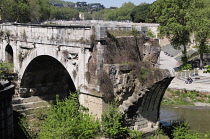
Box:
[159, 51, 210, 93]
[159, 51, 180, 70]
[169, 74, 210, 94]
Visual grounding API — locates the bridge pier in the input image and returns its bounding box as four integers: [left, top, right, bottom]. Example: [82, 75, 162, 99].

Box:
[0, 81, 15, 139]
[103, 64, 174, 133]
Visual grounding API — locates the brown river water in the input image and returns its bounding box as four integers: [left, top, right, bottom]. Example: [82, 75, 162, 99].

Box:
[160, 105, 210, 133]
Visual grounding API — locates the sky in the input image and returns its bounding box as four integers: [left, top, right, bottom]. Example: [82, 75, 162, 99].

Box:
[65, 0, 156, 8]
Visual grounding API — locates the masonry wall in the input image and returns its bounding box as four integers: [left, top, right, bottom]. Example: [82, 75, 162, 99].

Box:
[103, 64, 174, 132]
[93, 34, 174, 132]
[0, 82, 15, 139]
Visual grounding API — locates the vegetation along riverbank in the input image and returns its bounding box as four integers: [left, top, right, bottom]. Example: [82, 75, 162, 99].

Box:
[162, 89, 210, 106]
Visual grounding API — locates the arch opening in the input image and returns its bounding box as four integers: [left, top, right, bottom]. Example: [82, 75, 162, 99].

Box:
[20, 55, 76, 100]
[124, 79, 172, 130]
[5, 44, 13, 63]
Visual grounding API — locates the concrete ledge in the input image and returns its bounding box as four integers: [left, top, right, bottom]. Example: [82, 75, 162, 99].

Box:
[194, 102, 210, 107]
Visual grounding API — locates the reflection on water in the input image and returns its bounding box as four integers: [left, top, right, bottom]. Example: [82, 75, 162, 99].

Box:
[160, 105, 210, 133]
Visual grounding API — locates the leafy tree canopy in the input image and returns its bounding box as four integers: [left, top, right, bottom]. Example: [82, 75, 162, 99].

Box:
[188, 0, 210, 67]
[130, 3, 151, 23]
[49, 0, 74, 5]
[150, 0, 193, 64]
[0, 0, 78, 23]
[105, 2, 135, 21]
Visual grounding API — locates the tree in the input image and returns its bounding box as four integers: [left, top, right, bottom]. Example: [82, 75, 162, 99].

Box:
[105, 2, 135, 21]
[83, 12, 92, 20]
[49, 6, 79, 20]
[101, 102, 128, 139]
[150, 0, 192, 65]
[0, 0, 30, 23]
[15, 0, 30, 23]
[0, 0, 77, 22]
[0, 0, 16, 22]
[29, 0, 41, 22]
[39, 0, 51, 21]
[92, 9, 109, 20]
[130, 3, 151, 23]
[189, 0, 210, 67]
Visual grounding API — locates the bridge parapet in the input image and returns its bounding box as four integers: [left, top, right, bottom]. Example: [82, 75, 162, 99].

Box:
[0, 23, 93, 47]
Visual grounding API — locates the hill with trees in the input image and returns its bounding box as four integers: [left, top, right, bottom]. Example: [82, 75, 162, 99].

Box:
[0, 0, 152, 23]
[0, 0, 78, 23]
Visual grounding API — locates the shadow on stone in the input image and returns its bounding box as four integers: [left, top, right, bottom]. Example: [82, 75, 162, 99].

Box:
[13, 111, 31, 139]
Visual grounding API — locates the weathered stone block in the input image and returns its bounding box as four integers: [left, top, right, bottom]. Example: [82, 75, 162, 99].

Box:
[19, 88, 30, 98]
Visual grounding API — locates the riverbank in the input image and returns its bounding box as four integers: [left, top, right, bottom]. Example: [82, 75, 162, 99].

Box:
[162, 88, 210, 106]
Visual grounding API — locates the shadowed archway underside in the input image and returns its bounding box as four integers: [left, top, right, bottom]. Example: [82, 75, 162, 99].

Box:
[20, 55, 76, 99]
[5, 44, 13, 63]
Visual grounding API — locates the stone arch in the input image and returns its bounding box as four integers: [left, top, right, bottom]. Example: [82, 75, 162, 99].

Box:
[18, 46, 78, 98]
[5, 44, 13, 63]
[20, 55, 76, 98]
[19, 47, 76, 84]
[117, 69, 174, 131]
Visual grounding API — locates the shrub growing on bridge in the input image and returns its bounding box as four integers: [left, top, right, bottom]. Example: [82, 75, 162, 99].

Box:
[101, 102, 128, 139]
[0, 62, 14, 79]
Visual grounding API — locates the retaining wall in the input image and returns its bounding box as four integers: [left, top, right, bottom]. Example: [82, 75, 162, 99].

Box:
[0, 81, 15, 139]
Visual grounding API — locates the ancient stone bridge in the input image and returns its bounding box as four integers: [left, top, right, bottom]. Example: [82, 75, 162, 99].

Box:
[0, 21, 174, 133]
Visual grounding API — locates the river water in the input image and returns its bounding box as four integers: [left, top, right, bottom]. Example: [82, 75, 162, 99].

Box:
[160, 105, 210, 133]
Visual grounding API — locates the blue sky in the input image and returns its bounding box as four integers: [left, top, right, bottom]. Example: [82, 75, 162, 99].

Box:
[65, 0, 156, 8]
